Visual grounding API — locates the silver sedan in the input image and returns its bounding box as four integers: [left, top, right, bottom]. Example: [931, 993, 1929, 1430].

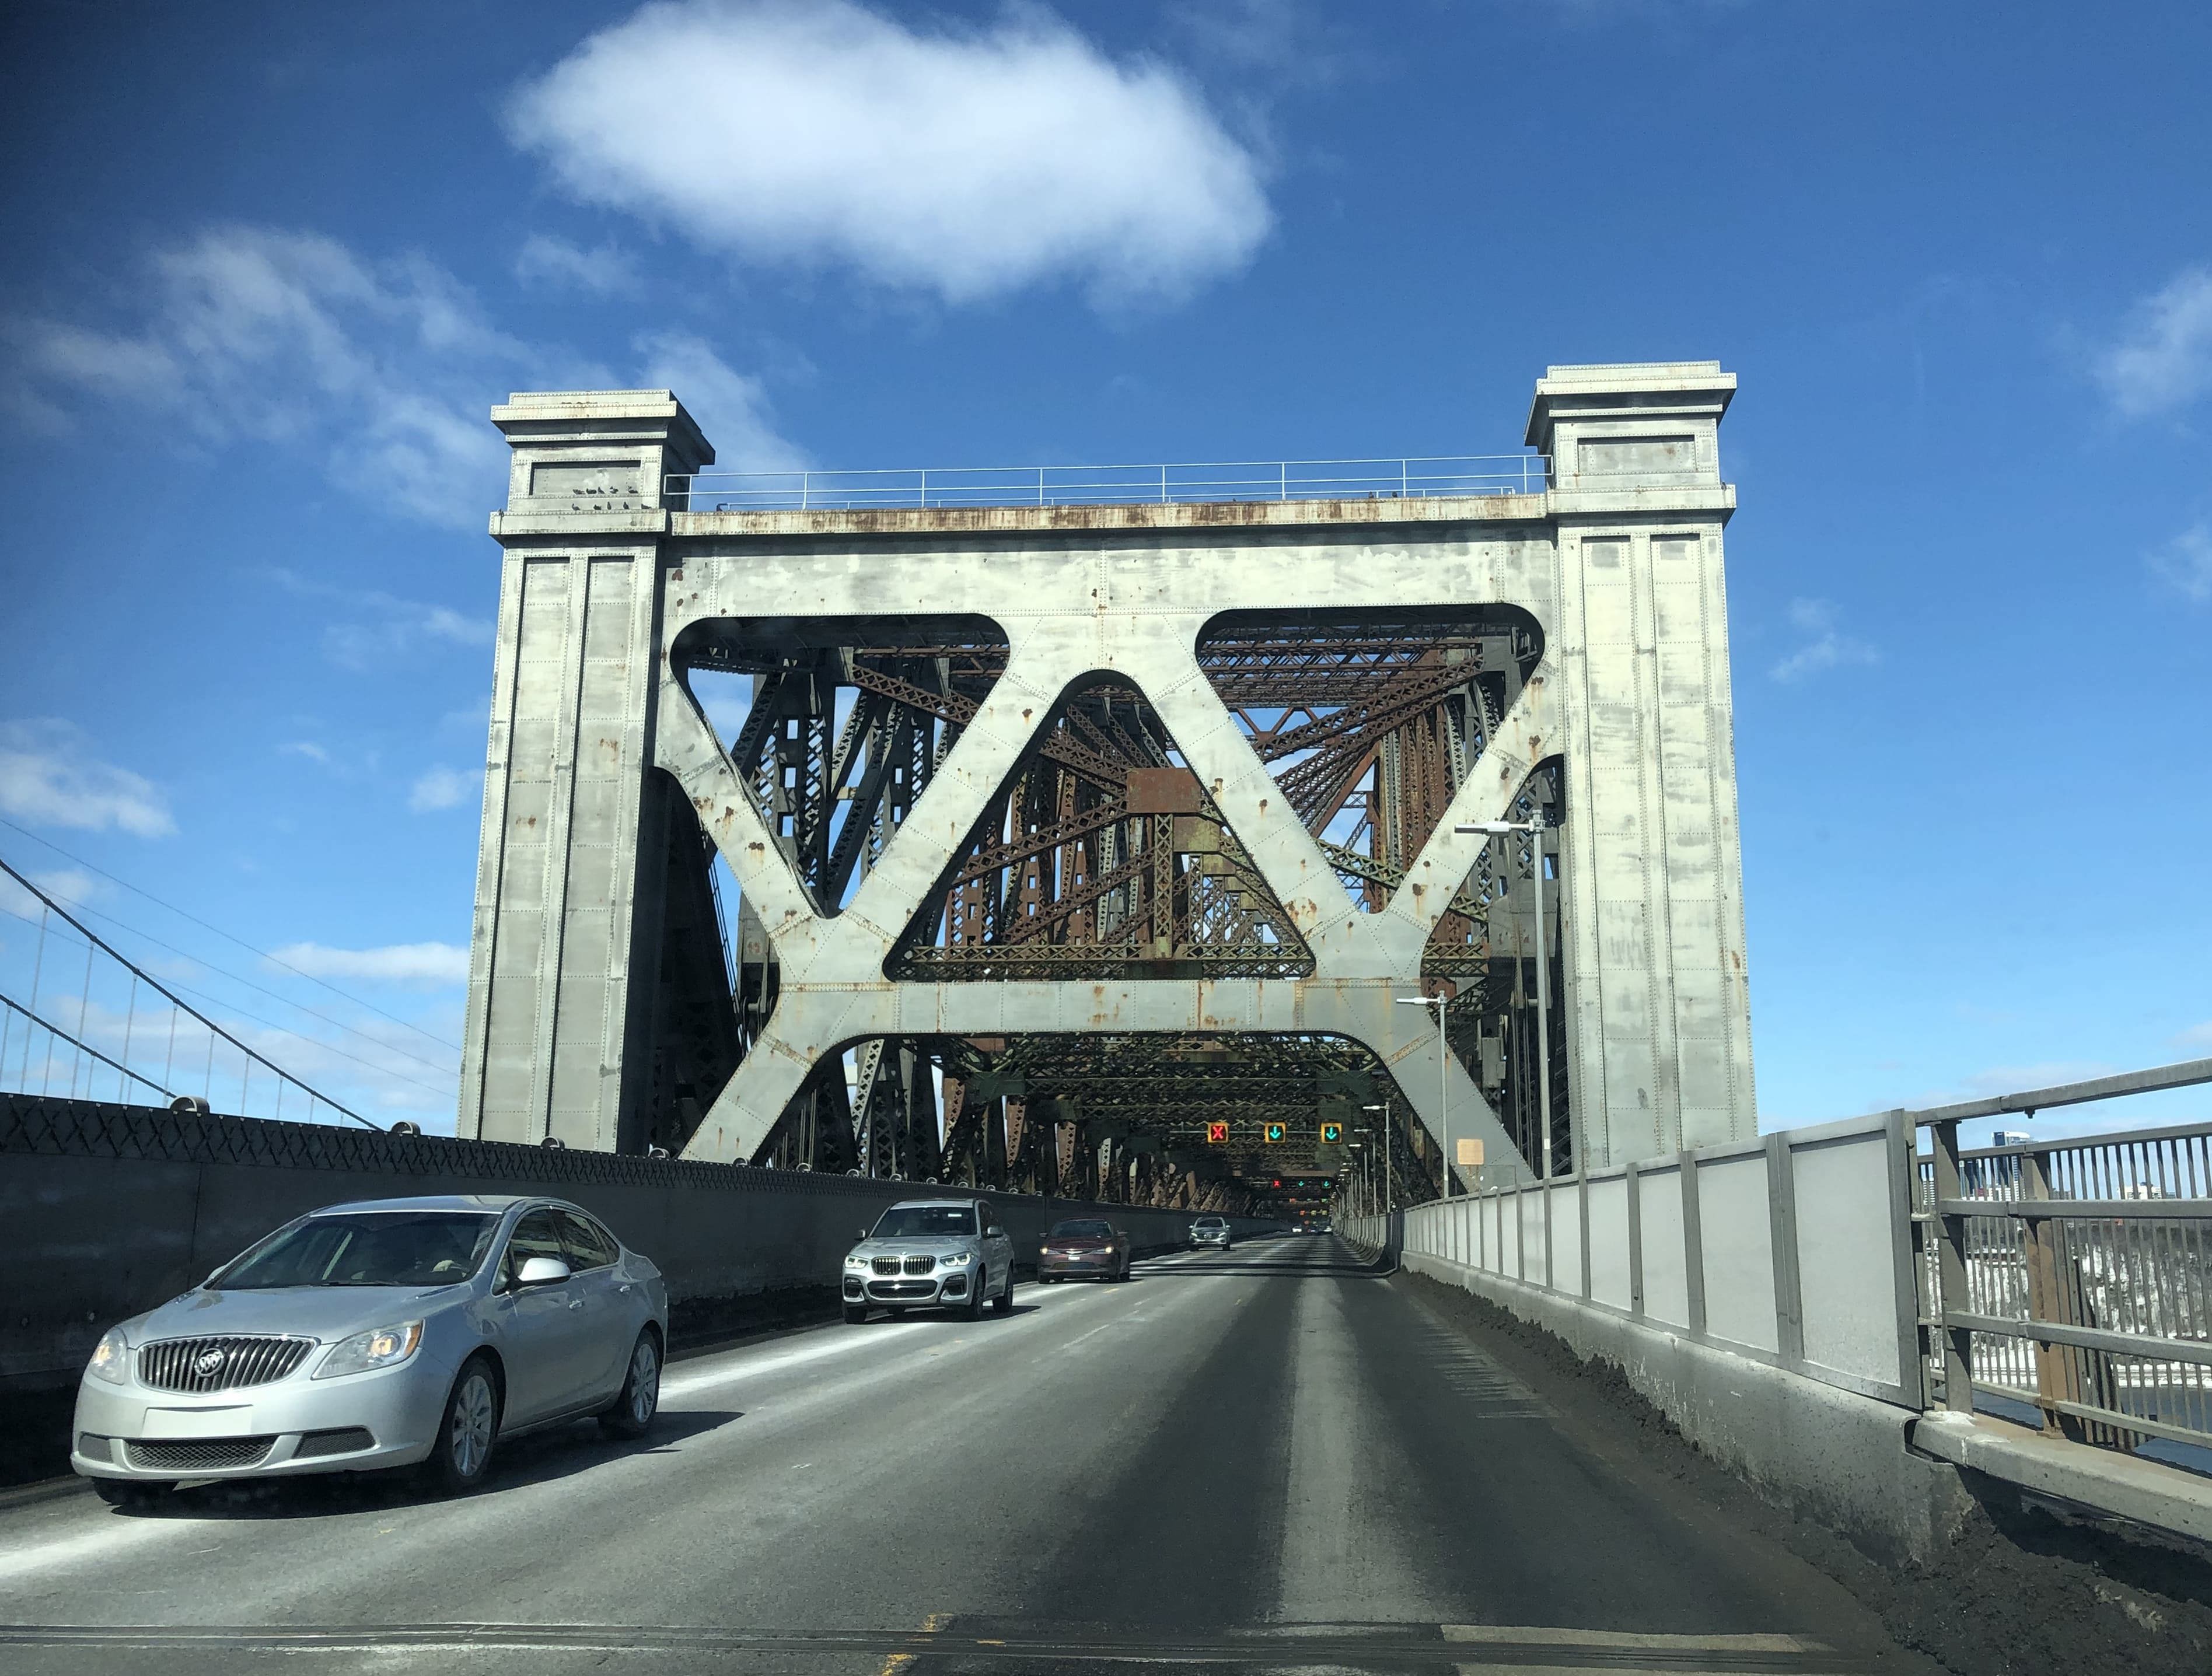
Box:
[71, 1193, 669, 1503]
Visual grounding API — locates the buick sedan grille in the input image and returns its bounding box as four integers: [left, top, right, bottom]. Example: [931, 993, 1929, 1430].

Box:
[125, 1435, 275, 1472]
[138, 1335, 316, 1394]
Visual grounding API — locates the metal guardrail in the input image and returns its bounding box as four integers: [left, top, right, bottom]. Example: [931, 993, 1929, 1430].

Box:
[668, 454, 1551, 513]
[1912, 1058, 2212, 1453]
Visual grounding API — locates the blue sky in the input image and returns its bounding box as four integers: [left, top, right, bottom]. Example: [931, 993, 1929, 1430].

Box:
[1, 0, 2207, 1142]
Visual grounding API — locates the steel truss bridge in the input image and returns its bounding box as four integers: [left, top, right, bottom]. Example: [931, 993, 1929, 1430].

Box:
[456, 364, 1756, 1218]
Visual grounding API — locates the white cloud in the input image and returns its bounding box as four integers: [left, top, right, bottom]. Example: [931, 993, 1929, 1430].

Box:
[408, 766, 477, 813]
[4, 226, 532, 527]
[2098, 265, 2212, 418]
[8, 222, 808, 523]
[515, 233, 639, 295]
[279, 740, 333, 764]
[1769, 598, 1878, 683]
[505, 0, 1272, 306]
[262, 566, 492, 671]
[30, 867, 107, 907]
[2149, 522, 2212, 604]
[2176, 1020, 2212, 1048]
[268, 941, 471, 987]
[0, 719, 175, 837]
[635, 330, 807, 473]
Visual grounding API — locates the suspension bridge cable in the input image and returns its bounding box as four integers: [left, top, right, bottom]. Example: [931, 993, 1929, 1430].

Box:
[0, 905, 455, 1106]
[0, 894, 460, 1082]
[0, 856, 382, 1130]
[0, 991, 178, 1103]
[0, 817, 463, 1054]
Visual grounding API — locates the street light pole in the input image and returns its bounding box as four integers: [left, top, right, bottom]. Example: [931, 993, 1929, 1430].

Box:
[1364, 1100, 1392, 1214]
[1395, 993, 1451, 1196]
[1456, 814, 1555, 1180]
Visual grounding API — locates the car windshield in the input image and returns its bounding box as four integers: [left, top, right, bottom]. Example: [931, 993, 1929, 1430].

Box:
[215, 1212, 501, 1289]
[871, 1205, 976, 1238]
[1050, 1220, 1113, 1238]
[1196, 1217, 1226, 1227]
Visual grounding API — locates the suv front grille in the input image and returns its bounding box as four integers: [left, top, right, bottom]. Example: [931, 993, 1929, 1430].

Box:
[872, 1257, 900, 1275]
[903, 1255, 934, 1275]
[138, 1335, 316, 1393]
[125, 1435, 275, 1472]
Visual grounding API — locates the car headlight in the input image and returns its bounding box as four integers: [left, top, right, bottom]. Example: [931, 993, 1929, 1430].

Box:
[87, 1325, 131, 1385]
[313, 1320, 424, 1379]
[938, 1251, 973, 1266]
[844, 1254, 868, 1269]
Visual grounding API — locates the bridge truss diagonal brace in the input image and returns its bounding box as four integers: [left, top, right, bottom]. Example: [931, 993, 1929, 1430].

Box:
[655, 625, 1074, 989]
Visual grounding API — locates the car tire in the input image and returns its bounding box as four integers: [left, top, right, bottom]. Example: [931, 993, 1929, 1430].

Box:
[421, 1355, 501, 1496]
[92, 1478, 171, 1509]
[843, 1302, 869, 1323]
[962, 1269, 988, 1321]
[992, 1268, 1015, 1316]
[598, 1329, 661, 1439]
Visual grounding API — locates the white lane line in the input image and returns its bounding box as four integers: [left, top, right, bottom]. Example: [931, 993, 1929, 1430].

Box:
[1442, 1626, 1822, 1651]
[661, 1324, 932, 1401]
[662, 1270, 1126, 1401]
[0, 1516, 184, 1586]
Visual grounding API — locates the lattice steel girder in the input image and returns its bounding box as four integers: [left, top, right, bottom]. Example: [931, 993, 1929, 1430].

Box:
[463, 365, 1756, 1178]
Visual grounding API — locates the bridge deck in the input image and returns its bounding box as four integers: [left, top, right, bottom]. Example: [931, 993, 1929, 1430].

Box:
[0, 1238, 1934, 1675]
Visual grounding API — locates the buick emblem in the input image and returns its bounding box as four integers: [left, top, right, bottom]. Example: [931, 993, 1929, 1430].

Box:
[194, 1349, 226, 1377]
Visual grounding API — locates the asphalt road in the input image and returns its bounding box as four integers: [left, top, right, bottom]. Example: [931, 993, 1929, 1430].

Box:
[0, 1237, 1940, 1675]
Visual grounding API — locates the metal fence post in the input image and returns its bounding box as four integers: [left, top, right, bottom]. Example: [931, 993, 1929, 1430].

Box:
[1930, 1117, 1976, 1412]
[1626, 1159, 1644, 1318]
[1681, 1150, 1707, 1338]
[2021, 1143, 2095, 1442]
[1766, 1131, 1805, 1366]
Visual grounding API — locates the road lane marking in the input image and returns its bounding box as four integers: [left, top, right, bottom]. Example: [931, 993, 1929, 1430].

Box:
[1444, 1625, 1822, 1650]
[0, 1621, 1854, 1670]
[0, 1517, 183, 1586]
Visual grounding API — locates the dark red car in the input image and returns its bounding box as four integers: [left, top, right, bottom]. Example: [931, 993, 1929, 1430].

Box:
[1037, 1219, 1131, 1283]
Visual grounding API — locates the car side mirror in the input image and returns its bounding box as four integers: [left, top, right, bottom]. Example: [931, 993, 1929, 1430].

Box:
[517, 1256, 572, 1287]
[857, 1227, 870, 1242]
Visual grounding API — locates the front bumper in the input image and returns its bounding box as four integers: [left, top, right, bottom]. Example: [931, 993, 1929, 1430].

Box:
[843, 1269, 973, 1306]
[1040, 1251, 1122, 1278]
[71, 1352, 457, 1482]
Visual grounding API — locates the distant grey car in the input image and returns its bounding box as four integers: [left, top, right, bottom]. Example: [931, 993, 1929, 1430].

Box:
[71, 1194, 668, 1504]
[1189, 1215, 1232, 1251]
[842, 1198, 1015, 1321]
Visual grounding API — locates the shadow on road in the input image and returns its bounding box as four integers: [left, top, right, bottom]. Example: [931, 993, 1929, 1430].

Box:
[97, 1408, 746, 1521]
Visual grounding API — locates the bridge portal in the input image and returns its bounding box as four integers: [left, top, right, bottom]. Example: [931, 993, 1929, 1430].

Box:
[455, 363, 1754, 1205]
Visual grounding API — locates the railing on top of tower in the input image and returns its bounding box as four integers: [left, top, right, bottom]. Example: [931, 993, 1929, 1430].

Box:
[665, 455, 1553, 514]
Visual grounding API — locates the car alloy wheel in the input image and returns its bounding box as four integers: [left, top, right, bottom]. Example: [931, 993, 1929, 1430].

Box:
[992, 1266, 1015, 1316]
[426, 1356, 499, 1495]
[963, 1268, 988, 1321]
[600, 1330, 661, 1439]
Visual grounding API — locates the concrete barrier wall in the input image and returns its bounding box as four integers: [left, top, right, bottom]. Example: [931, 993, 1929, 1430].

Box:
[1362, 1111, 1924, 1406]
[1339, 1115, 1974, 1562]
[1, 1095, 1278, 1390]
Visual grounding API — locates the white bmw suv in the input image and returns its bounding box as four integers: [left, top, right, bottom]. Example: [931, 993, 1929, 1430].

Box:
[842, 1199, 1015, 1322]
